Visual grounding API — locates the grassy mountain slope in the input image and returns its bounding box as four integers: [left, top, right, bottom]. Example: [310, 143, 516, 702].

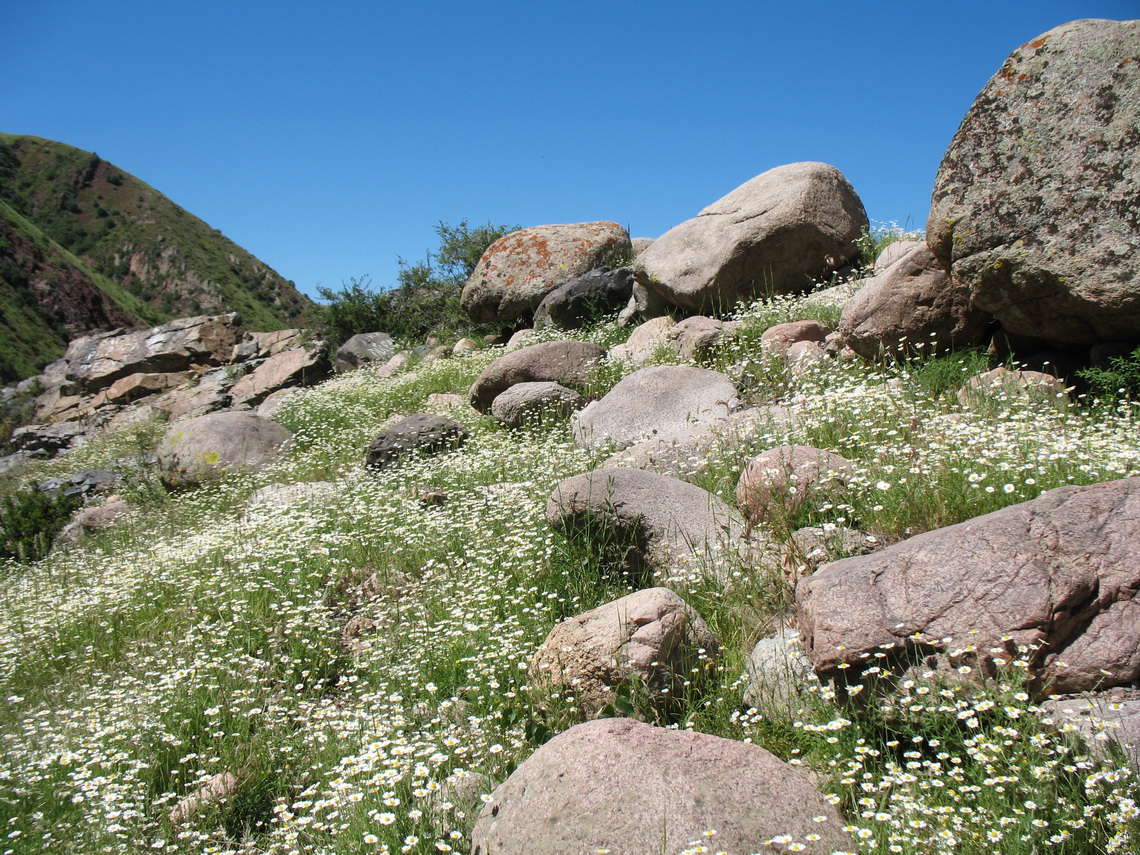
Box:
[1, 286, 1138, 852]
[0, 133, 311, 381]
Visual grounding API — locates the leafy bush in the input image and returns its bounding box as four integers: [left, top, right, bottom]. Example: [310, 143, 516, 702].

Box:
[309, 219, 518, 347]
[0, 487, 80, 562]
[1078, 345, 1140, 402]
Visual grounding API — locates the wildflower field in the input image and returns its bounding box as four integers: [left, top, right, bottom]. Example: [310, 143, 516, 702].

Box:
[1, 280, 1139, 854]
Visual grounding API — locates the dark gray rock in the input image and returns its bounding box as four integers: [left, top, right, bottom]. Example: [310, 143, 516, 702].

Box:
[37, 470, 121, 499]
[365, 414, 470, 470]
[532, 267, 636, 330]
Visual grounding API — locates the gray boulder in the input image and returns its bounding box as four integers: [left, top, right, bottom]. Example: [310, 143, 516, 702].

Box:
[760, 320, 833, 355]
[468, 340, 605, 413]
[927, 19, 1140, 347]
[470, 718, 854, 855]
[532, 267, 636, 330]
[637, 162, 867, 313]
[838, 244, 990, 358]
[157, 412, 292, 489]
[365, 414, 469, 470]
[334, 332, 396, 373]
[547, 467, 745, 583]
[571, 365, 740, 451]
[1043, 689, 1140, 768]
[873, 238, 925, 272]
[489, 381, 586, 429]
[601, 405, 799, 482]
[461, 222, 632, 324]
[797, 477, 1140, 694]
[37, 470, 120, 499]
[736, 445, 856, 530]
[744, 628, 814, 713]
[529, 587, 719, 718]
[607, 315, 676, 363]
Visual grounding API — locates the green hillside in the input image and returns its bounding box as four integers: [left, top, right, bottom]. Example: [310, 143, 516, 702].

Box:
[0, 133, 311, 382]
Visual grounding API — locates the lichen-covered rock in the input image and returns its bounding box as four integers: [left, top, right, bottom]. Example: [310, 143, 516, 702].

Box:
[461, 222, 632, 324]
[157, 412, 292, 489]
[927, 19, 1140, 346]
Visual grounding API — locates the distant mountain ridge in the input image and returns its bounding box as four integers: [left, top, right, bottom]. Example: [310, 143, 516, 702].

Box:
[0, 133, 310, 383]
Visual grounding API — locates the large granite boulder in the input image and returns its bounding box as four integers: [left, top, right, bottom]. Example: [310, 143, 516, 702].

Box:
[601, 405, 799, 482]
[532, 266, 637, 330]
[157, 412, 292, 489]
[468, 340, 604, 413]
[571, 365, 740, 451]
[547, 467, 745, 583]
[797, 477, 1140, 694]
[461, 222, 632, 324]
[927, 19, 1140, 347]
[839, 244, 991, 358]
[470, 718, 854, 855]
[637, 162, 867, 313]
[529, 587, 719, 717]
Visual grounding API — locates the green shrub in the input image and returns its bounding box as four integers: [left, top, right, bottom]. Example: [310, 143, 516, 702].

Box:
[0, 487, 80, 562]
[1077, 345, 1140, 403]
[308, 219, 518, 348]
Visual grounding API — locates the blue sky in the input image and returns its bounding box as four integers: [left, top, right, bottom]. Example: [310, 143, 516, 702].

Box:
[5, 1, 1138, 299]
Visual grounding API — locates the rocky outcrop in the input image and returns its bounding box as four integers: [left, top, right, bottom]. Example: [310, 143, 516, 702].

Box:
[636, 162, 867, 313]
[529, 587, 719, 717]
[797, 477, 1140, 694]
[571, 365, 740, 451]
[468, 340, 605, 413]
[927, 19, 1140, 348]
[157, 412, 293, 489]
[470, 718, 854, 855]
[461, 222, 632, 324]
[8, 315, 330, 456]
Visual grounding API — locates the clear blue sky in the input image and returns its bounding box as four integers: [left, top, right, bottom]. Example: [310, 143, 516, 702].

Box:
[5, 1, 1137, 299]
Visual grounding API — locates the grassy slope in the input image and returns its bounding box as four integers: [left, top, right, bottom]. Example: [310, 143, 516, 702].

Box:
[0, 289, 1138, 854]
[0, 133, 311, 381]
